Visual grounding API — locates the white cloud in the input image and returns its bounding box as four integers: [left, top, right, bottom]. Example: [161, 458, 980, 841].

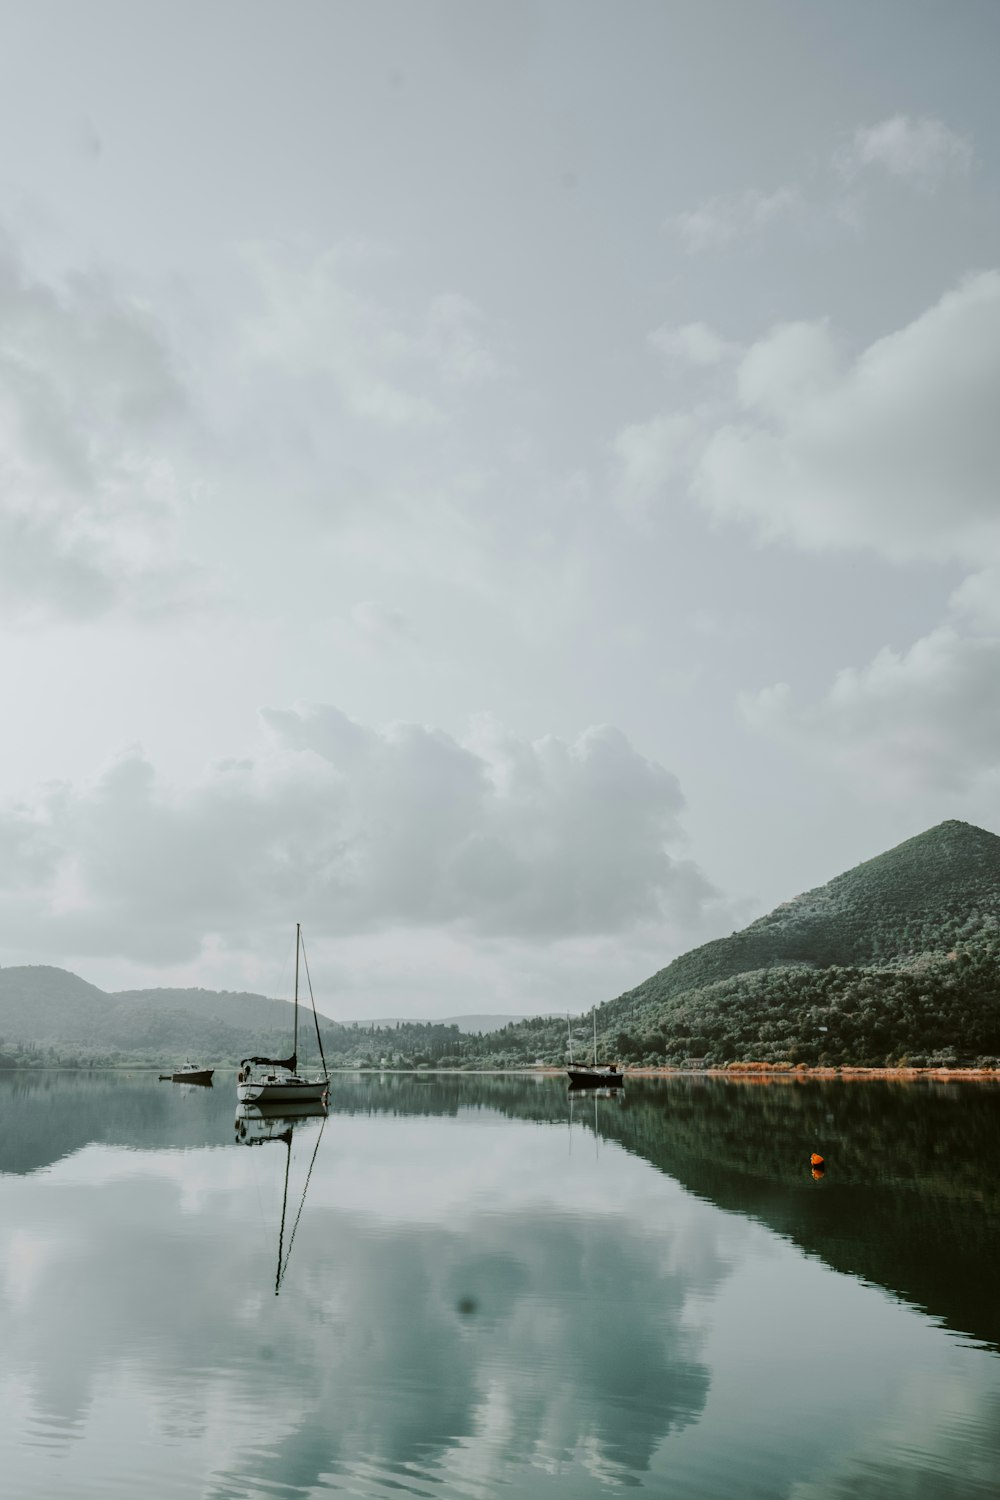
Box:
[846, 115, 973, 188]
[349, 598, 415, 646]
[614, 271, 1000, 803]
[0, 241, 207, 622]
[949, 567, 1000, 631]
[0, 706, 718, 970]
[242, 247, 498, 431]
[672, 186, 799, 252]
[691, 271, 1000, 564]
[612, 411, 703, 516]
[649, 321, 740, 367]
[741, 626, 1000, 796]
[673, 117, 972, 262]
[423, 292, 500, 385]
[0, 802, 58, 891]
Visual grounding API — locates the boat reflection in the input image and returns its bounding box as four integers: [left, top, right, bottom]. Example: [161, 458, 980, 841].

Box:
[234, 1097, 328, 1146]
[234, 1099, 328, 1295]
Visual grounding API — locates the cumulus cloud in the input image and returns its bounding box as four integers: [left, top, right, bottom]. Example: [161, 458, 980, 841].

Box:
[0, 802, 58, 891]
[690, 271, 1000, 564]
[649, 321, 740, 367]
[423, 292, 500, 385]
[0, 706, 717, 967]
[243, 246, 498, 431]
[613, 270, 1000, 802]
[672, 186, 800, 252]
[612, 412, 704, 516]
[844, 115, 973, 188]
[949, 567, 1000, 631]
[673, 117, 972, 261]
[741, 627, 1000, 796]
[0, 240, 205, 622]
[349, 598, 415, 646]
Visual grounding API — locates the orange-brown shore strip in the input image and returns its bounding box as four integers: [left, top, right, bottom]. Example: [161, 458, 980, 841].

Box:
[531, 1064, 1000, 1081]
[625, 1064, 1000, 1081]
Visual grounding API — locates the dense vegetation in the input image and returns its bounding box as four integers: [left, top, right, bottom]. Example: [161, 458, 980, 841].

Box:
[437, 820, 1000, 1069]
[2, 821, 998, 1070]
[597, 819, 1000, 1068]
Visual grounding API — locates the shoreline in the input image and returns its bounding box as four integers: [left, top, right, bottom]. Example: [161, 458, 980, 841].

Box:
[587, 1064, 1000, 1082]
[3, 1063, 999, 1082]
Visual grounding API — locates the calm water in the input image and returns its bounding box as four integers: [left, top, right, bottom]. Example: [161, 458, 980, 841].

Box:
[1, 1072, 998, 1499]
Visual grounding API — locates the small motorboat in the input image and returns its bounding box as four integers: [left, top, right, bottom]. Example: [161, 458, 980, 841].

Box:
[159, 1062, 214, 1085]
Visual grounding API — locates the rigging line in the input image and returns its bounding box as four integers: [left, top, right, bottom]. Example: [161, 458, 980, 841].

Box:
[274, 1127, 293, 1297]
[299, 934, 329, 1080]
[277, 1116, 327, 1293]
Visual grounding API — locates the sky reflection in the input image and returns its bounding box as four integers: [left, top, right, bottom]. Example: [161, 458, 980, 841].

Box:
[1, 1075, 997, 1498]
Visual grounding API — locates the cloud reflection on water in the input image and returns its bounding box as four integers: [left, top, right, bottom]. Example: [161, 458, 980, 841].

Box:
[1, 1112, 719, 1495]
[2, 1078, 999, 1499]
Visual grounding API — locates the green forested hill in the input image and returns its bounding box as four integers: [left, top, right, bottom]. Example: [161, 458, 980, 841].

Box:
[458, 820, 1000, 1069]
[595, 819, 1000, 1063]
[620, 819, 1000, 1005]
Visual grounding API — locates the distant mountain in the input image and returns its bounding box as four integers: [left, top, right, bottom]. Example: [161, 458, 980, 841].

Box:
[112, 984, 334, 1032]
[0, 967, 323, 1066]
[0, 968, 480, 1069]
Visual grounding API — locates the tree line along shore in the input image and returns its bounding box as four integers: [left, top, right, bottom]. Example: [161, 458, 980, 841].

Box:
[2, 820, 998, 1075]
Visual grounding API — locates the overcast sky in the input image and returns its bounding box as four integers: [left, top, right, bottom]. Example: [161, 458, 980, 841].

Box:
[0, 1, 998, 1017]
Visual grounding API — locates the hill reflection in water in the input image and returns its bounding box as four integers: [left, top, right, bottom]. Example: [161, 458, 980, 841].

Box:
[0, 1070, 997, 1498]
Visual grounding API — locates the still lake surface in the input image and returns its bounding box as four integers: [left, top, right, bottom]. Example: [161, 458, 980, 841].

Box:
[1, 1071, 998, 1499]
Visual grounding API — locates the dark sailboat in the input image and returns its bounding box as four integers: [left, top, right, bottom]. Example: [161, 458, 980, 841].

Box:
[159, 1062, 214, 1085]
[566, 1008, 624, 1089]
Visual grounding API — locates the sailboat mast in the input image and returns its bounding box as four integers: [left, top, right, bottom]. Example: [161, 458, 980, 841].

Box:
[567, 1012, 573, 1064]
[293, 922, 300, 1060]
[593, 1008, 597, 1066]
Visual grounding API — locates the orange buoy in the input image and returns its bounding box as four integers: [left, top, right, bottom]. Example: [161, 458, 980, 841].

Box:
[810, 1153, 825, 1168]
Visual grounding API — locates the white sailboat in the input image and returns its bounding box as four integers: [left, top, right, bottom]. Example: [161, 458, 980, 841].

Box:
[236, 924, 330, 1105]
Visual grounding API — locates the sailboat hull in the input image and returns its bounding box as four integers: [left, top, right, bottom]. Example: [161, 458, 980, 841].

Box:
[237, 1078, 329, 1104]
[567, 1068, 624, 1089]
